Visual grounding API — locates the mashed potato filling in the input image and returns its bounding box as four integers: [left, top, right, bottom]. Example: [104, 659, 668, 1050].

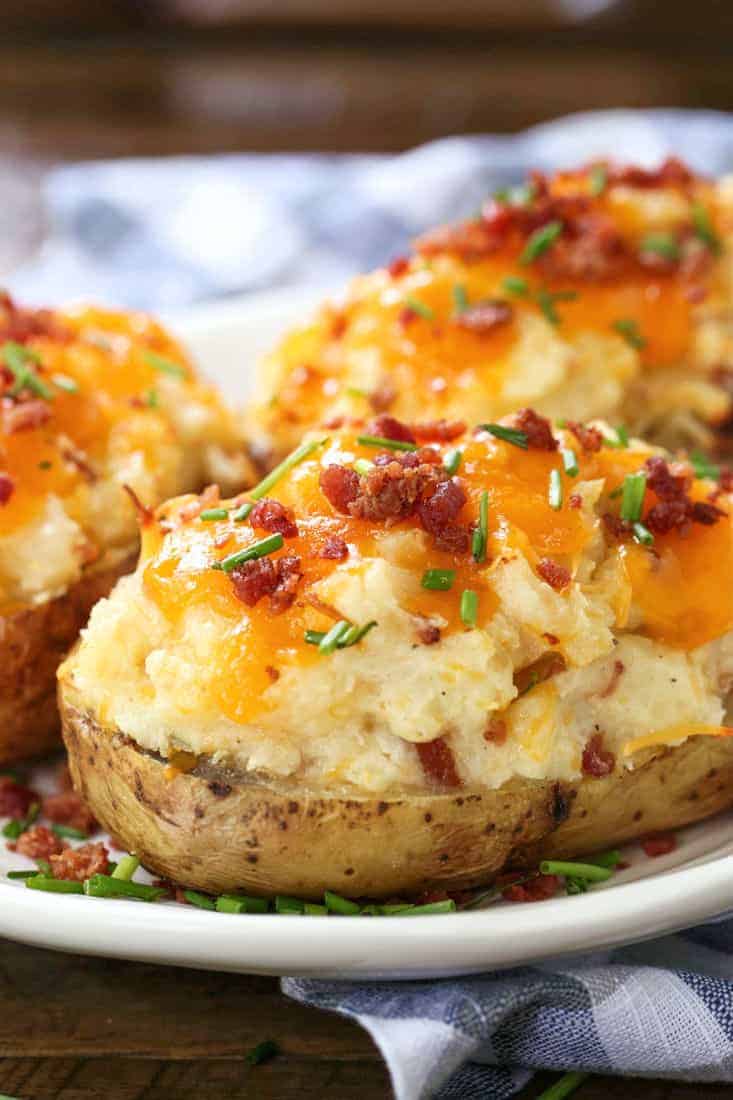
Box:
[63, 414, 733, 796]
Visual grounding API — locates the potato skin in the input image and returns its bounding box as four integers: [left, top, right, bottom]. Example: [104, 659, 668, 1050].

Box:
[0, 552, 136, 765]
[60, 685, 733, 898]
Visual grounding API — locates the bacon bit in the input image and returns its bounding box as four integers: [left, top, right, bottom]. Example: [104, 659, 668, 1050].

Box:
[388, 255, 410, 278]
[599, 659, 625, 699]
[0, 776, 39, 818]
[0, 473, 13, 505]
[692, 500, 727, 525]
[416, 737, 461, 788]
[415, 618, 441, 645]
[641, 832, 677, 858]
[265, 665, 280, 682]
[178, 484, 220, 522]
[602, 511, 631, 540]
[513, 408, 558, 452]
[514, 652, 566, 695]
[230, 554, 303, 614]
[455, 300, 513, 334]
[643, 455, 725, 536]
[0, 291, 71, 344]
[320, 465, 360, 513]
[566, 420, 603, 453]
[329, 312, 348, 340]
[582, 733, 616, 778]
[11, 824, 66, 859]
[366, 415, 416, 444]
[537, 558, 571, 591]
[349, 458, 441, 523]
[416, 478, 469, 552]
[320, 535, 349, 560]
[412, 419, 466, 442]
[569, 493, 582, 510]
[369, 378, 397, 413]
[249, 498, 299, 539]
[42, 791, 98, 835]
[414, 218, 504, 261]
[2, 398, 51, 434]
[398, 307, 418, 327]
[645, 455, 691, 500]
[123, 484, 154, 527]
[503, 873, 560, 903]
[606, 157, 694, 190]
[483, 718, 507, 745]
[50, 842, 109, 882]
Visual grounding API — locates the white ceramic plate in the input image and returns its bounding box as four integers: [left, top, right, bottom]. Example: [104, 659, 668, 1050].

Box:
[1, 286, 733, 980]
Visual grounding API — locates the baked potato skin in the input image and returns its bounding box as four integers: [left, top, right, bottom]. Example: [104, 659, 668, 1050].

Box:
[0, 553, 135, 765]
[60, 689, 733, 899]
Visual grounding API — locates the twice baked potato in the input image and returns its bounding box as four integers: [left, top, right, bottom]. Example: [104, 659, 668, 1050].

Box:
[59, 409, 733, 898]
[247, 158, 733, 466]
[0, 291, 253, 763]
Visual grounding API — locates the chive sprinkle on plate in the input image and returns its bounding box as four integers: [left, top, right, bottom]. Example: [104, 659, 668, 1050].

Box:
[520, 220, 562, 265]
[404, 295, 435, 320]
[502, 275, 529, 297]
[443, 448, 462, 476]
[248, 437, 328, 500]
[612, 317, 646, 350]
[421, 568, 456, 591]
[212, 533, 284, 573]
[480, 423, 529, 449]
[460, 589, 478, 628]
[639, 232, 679, 262]
[3, 341, 54, 400]
[356, 434, 418, 453]
[142, 349, 187, 378]
[548, 468, 563, 511]
[619, 472, 646, 523]
[452, 283, 469, 313]
[472, 490, 489, 563]
[560, 448, 579, 477]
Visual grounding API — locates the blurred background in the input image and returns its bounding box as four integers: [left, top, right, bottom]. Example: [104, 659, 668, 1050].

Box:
[2, 0, 733, 307]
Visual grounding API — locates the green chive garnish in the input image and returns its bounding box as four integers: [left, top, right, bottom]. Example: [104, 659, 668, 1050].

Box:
[602, 425, 629, 449]
[318, 620, 351, 655]
[690, 450, 720, 481]
[51, 824, 88, 841]
[51, 373, 79, 393]
[199, 508, 229, 521]
[502, 275, 529, 297]
[344, 386, 367, 399]
[612, 318, 646, 350]
[405, 296, 434, 320]
[537, 288, 578, 326]
[304, 630, 326, 646]
[495, 182, 536, 207]
[213, 533, 284, 573]
[480, 423, 529, 449]
[216, 894, 269, 914]
[539, 860, 613, 883]
[146, 388, 160, 408]
[584, 849, 622, 869]
[520, 220, 562, 265]
[142, 349, 187, 379]
[248, 437, 328, 501]
[639, 232, 679, 261]
[460, 589, 478, 628]
[561, 448, 579, 477]
[620, 472, 646, 523]
[535, 1070, 590, 1100]
[443, 448, 462, 476]
[232, 501, 254, 523]
[2, 342, 53, 399]
[452, 284, 469, 313]
[633, 521, 654, 546]
[305, 621, 377, 651]
[2, 802, 40, 839]
[304, 902, 329, 915]
[275, 895, 305, 915]
[356, 434, 418, 453]
[7, 869, 41, 879]
[26, 877, 84, 895]
[353, 458, 374, 476]
[565, 877, 588, 895]
[692, 201, 722, 255]
[324, 890, 361, 915]
[111, 854, 140, 882]
[393, 899, 456, 916]
[421, 568, 456, 591]
[472, 490, 489, 563]
[548, 468, 563, 511]
[184, 889, 216, 911]
[84, 874, 166, 902]
[589, 164, 607, 196]
[338, 620, 378, 648]
[246, 1039, 280, 1065]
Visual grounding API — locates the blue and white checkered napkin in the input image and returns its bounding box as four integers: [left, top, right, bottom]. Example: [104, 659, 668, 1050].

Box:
[284, 919, 733, 1098]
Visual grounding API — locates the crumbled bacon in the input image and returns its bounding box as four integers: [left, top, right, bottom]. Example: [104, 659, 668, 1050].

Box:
[320, 535, 349, 560]
[412, 419, 465, 442]
[416, 478, 468, 552]
[513, 408, 558, 451]
[483, 718, 507, 745]
[365, 415, 416, 444]
[42, 791, 98, 835]
[514, 652, 566, 695]
[581, 733, 615, 778]
[645, 455, 691, 500]
[0, 473, 14, 505]
[178, 484, 220, 522]
[415, 619, 441, 645]
[2, 398, 51, 434]
[605, 157, 694, 190]
[397, 307, 418, 327]
[388, 256, 410, 278]
[599, 659, 625, 699]
[349, 459, 441, 523]
[414, 218, 505, 261]
[320, 465, 360, 513]
[12, 824, 65, 859]
[455, 300, 513, 334]
[503, 873, 560, 903]
[642, 455, 725, 536]
[416, 738, 461, 788]
[537, 558, 571, 591]
[602, 512, 631, 540]
[566, 420, 603, 453]
[691, 500, 726, 525]
[641, 833, 677, 858]
[230, 554, 302, 614]
[569, 493, 582, 509]
[538, 214, 627, 282]
[0, 776, 39, 819]
[0, 291, 71, 344]
[49, 842, 109, 882]
[249, 498, 299, 539]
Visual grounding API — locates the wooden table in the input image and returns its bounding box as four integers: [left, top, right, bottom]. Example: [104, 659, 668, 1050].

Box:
[0, 938, 729, 1099]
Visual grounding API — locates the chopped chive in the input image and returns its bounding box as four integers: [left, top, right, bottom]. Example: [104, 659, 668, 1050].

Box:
[26, 877, 84, 895]
[344, 386, 367, 399]
[2, 342, 54, 399]
[142, 349, 187, 379]
[393, 899, 456, 915]
[480, 423, 529, 449]
[353, 458, 374, 476]
[452, 283, 469, 313]
[602, 424, 629, 449]
[633, 521, 654, 546]
[337, 620, 378, 648]
[539, 860, 613, 883]
[609, 484, 624, 498]
[472, 490, 489, 563]
[324, 890, 361, 915]
[589, 164, 607, 196]
[565, 876, 589, 895]
[495, 181, 536, 207]
[443, 448, 462, 476]
[199, 508, 229, 521]
[111, 854, 140, 882]
[356, 434, 418, 453]
[107, 862, 118, 875]
[692, 201, 722, 255]
[246, 1039, 280, 1065]
[275, 895, 305, 915]
[7, 869, 40, 879]
[51, 823, 88, 841]
[84, 874, 166, 902]
[537, 288, 577, 326]
[184, 889, 216, 911]
[584, 849, 622, 869]
[2, 802, 40, 839]
[421, 568, 456, 591]
[213, 533, 284, 573]
[304, 630, 326, 646]
[620, 472, 646, 523]
[36, 859, 52, 876]
[232, 501, 254, 523]
[548, 468, 563, 511]
[639, 232, 679, 261]
[404, 295, 434, 320]
[51, 373, 79, 393]
[535, 1071, 590, 1100]
[216, 894, 269, 914]
[460, 589, 478, 628]
[304, 902, 329, 916]
[520, 220, 562, 265]
[612, 318, 646, 350]
[318, 620, 351, 655]
[248, 437, 328, 501]
[502, 275, 529, 297]
[146, 388, 160, 408]
[39, 460, 52, 469]
[690, 450, 720, 480]
[560, 448, 579, 477]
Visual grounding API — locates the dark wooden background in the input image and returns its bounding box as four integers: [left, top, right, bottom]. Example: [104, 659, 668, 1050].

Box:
[2, 3, 733, 1097]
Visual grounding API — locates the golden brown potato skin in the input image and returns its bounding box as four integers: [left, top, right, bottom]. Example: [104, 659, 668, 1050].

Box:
[60, 684, 733, 898]
[0, 553, 136, 765]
